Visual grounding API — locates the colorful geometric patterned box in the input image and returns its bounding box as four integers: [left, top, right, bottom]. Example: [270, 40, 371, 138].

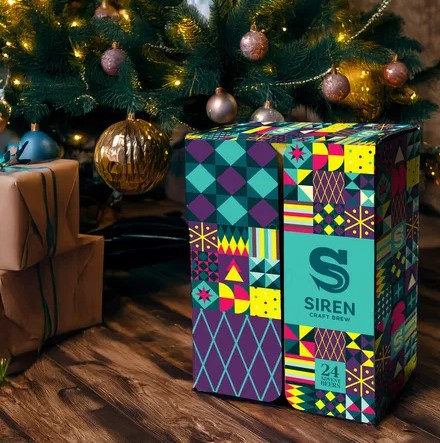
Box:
[185, 122, 420, 424]
[185, 123, 284, 402]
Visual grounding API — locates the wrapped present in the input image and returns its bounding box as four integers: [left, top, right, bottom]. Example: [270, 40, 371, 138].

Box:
[0, 234, 104, 372]
[185, 122, 421, 424]
[0, 159, 79, 271]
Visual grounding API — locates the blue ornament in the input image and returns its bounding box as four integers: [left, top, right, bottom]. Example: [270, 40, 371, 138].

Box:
[18, 129, 60, 162]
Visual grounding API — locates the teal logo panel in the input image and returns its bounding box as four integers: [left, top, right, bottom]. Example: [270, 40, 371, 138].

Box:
[285, 233, 374, 335]
[315, 359, 346, 393]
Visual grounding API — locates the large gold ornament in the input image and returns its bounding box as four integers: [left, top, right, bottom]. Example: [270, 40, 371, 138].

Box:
[338, 61, 386, 122]
[94, 115, 170, 195]
[0, 95, 12, 132]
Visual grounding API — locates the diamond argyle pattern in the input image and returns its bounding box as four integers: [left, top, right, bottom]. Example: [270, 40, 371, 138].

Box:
[315, 329, 345, 362]
[192, 308, 282, 401]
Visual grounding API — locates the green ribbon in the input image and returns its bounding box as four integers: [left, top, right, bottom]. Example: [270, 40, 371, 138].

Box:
[3, 165, 59, 339]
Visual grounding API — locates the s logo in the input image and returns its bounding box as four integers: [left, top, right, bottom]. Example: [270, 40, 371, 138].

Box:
[310, 247, 350, 294]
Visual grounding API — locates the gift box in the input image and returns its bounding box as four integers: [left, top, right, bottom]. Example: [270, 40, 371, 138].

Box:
[0, 159, 79, 271]
[185, 122, 421, 424]
[0, 234, 104, 371]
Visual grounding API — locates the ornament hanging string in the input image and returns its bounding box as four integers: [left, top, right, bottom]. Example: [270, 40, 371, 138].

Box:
[235, 0, 392, 92]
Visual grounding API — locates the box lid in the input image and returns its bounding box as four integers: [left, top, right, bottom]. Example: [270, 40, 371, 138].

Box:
[186, 122, 418, 147]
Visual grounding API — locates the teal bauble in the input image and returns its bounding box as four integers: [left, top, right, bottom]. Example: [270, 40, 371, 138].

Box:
[18, 126, 60, 162]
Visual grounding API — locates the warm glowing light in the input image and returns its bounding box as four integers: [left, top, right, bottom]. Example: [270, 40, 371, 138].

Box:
[410, 92, 417, 101]
[337, 32, 348, 43]
[73, 49, 83, 58]
[6, 41, 12, 47]
[12, 78, 20, 85]
[2, 53, 9, 59]
[73, 134, 83, 142]
[71, 21, 79, 28]
[282, 27, 287, 32]
[174, 80, 182, 87]
[119, 9, 130, 21]
[8, 0, 15, 5]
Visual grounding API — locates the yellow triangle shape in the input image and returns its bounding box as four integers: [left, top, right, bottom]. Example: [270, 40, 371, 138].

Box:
[225, 265, 243, 282]
[297, 170, 312, 183]
[299, 342, 313, 358]
[299, 325, 314, 339]
[272, 143, 290, 154]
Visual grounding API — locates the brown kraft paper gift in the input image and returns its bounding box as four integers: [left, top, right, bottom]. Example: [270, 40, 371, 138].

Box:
[0, 159, 80, 271]
[0, 235, 104, 373]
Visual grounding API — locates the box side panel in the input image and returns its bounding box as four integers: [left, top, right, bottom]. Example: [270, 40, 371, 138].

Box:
[374, 128, 421, 422]
[185, 136, 283, 402]
[283, 136, 377, 424]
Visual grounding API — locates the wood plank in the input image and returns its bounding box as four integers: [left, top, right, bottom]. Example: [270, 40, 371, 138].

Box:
[106, 296, 440, 442]
[48, 327, 294, 443]
[0, 410, 31, 442]
[0, 357, 156, 442]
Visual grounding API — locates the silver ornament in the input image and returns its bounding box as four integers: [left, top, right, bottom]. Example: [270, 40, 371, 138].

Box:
[322, 71, 351, 102]
[240, 28, 269, 62]
[251, 100, 285, 124]
[206, 87, 238, 124]
[101, 46, 127, 76]
[384, 60, 409, 88]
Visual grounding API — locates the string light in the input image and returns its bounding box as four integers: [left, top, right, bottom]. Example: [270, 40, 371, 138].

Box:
[236, 0, 392, 93]
[348, 0, 392, 42]
[71, 20, 80, 28]
[12, 78, 21, 85]
[73, 49, 83, 59]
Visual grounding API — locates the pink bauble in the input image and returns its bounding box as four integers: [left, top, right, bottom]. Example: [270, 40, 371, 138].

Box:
[384, 61, 409, 87]
[240, 30, 269, 61]
[322, 72, 351, 102]
[101, 48, 127, 76]
[94, 3, 119, 19]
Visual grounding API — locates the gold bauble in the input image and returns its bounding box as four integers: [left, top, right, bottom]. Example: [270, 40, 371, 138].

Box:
[94, 115, 170, 195]
[0, 98, 12, 132]
[338, 61, 386, 122]
[389, 85, 418, 105]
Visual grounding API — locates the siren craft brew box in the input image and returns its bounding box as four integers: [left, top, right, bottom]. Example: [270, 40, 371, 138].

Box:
[185, 122, 420, 424]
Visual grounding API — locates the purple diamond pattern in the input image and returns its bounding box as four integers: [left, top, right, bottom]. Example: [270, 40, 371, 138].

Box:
[192, 308, 282, 401]
[187, 195, 216, 221]
[248, 141, 277, 167]
[249, 200, 278, 227]
[187, 140, 214, 162]
[217, 167, 246, 194]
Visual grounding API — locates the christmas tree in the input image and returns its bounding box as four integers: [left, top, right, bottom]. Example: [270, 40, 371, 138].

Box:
[0, 0, 438, 188]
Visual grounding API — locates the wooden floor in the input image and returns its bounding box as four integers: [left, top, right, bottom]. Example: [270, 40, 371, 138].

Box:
[1, 212, 440, 442]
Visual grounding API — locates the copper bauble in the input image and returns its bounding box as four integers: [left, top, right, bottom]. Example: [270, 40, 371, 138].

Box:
[0, 97, 11, 132]
[101, 46, 127, 76]
[94, 116, 170, 195]
[322, 72, 351, 102]
[251, 100, 284, 123]
[206, 87, 238, 124]
[94, 1, 119, 19]
[384, 60, 409, 88]
[240, 29, 269, 61]
[338, 61, 386, 122]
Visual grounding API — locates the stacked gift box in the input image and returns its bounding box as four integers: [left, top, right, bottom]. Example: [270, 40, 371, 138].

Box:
[0, 160, 104, 374]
